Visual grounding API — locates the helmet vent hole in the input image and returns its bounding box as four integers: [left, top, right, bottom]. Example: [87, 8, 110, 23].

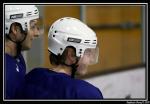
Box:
[34, 12, 38, 14]
[60, 19, 63, 21]
[27, 12, 32, 16]
[53, 35, 55, 37]
[60, 48, 63, 51]
[84, 40, 91, 43]
[54, 30, 57, 33]
[92, 40, 97, 44]
[34, 9, 38, 14]
[84, 42, 89, 43]
[66, 17, 71, 19]
[25, 22, 27, 27]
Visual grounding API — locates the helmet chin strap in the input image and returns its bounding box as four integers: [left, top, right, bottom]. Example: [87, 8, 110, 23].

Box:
[6, 31, 27, 58]
[70, 64, 78, 78]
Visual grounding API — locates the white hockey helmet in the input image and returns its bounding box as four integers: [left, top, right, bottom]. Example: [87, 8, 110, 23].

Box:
[5, 5, 39, 34]
[48, 17, 98, 60]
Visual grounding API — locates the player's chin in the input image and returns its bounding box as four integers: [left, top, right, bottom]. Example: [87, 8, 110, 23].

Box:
[76, 69, 87, 76]
[76, 65, 88, 76]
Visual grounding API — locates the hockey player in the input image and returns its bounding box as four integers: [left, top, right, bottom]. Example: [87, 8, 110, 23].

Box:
[5, 5, 41, 99]
[23, 17, 103, 99]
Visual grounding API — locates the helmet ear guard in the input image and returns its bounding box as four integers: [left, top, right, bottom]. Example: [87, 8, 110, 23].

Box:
[5, 5, 39, 35]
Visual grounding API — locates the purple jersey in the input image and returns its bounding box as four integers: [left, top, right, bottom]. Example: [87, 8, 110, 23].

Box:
[22, 68, 103, 99]
[5, 53, 26, 99]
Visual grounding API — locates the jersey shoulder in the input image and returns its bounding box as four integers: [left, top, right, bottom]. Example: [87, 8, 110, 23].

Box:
[25, 67, 58, 87]
[73, 79, 103, 99]
[5, 54, 17, 73]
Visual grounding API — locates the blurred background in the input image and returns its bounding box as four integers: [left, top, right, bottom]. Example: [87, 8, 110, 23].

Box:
[22, 4, 147, 99]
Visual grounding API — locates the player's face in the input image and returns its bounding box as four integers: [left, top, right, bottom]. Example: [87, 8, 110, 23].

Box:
[76, 46, 99, 75]
[76, 63, 88, 75]
[21, 19, 40, 50]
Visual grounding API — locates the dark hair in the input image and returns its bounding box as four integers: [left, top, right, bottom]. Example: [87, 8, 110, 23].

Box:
[49, 46, 76, 66]
[5, 22, 24, 38]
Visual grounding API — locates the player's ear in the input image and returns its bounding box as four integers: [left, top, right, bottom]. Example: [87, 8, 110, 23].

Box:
[65, 48, 76, 65]
[10, 24, 18, 35]
[8, 23, 19, 41]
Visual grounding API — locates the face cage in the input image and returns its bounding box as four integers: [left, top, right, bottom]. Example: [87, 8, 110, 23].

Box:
[77, 45, 99, 66]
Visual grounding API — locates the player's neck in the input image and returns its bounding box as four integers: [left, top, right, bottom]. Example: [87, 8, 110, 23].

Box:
[52, 65, 72, 76]
[5, 40, 17, 57]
